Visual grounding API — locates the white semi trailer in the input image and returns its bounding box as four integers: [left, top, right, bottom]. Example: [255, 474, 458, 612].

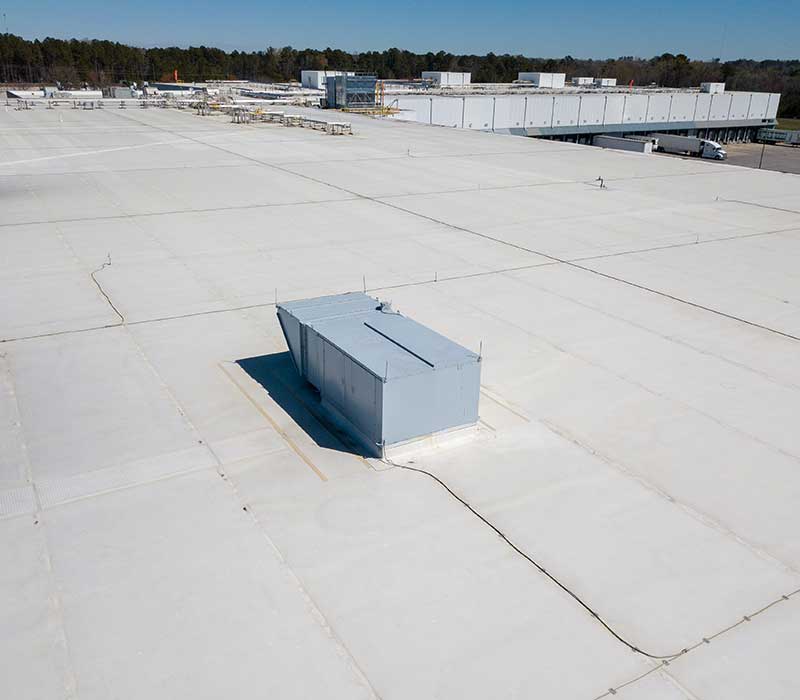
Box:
[593, 135, 654, 153]
[757, 128, 800, 145]
[651, 133, 727, 160]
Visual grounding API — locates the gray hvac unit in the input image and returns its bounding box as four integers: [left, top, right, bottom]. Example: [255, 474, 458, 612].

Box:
[324, 74, 377, 109]
[277, 292, 481, 456]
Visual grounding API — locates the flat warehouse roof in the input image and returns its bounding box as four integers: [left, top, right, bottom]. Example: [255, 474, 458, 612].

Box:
[1, 99, 800, 700]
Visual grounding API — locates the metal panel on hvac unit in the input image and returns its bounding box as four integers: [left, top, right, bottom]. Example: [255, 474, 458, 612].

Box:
[526, 95, 554, 127]
[623, 94, 648, 123]
[463, 96, 494, 129]
[431, 97, 463, 127]
[395, 95, 432, 123]
[422, 71, 471, 86]
[669, 93, 697, 122]
[579, 95, 606, 126]
[728, 92, 751, 120]
[518, 72, 565, 88]
[766, 94, 781, 120]
[647, 93, 671, 122]
[326, 74, 377, 108]
[709, 93, 733, 121]
[552, 95, 580, 127]
[747, 92, 769, 119]
[694, 93, 712, 121]
[277, 292, 481, 456]
[302, 70, 353, 90]
[493, 96, 526, 129]
[603, 94, 626, 125]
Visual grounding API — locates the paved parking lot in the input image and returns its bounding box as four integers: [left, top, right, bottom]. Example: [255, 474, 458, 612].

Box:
[721, 142, 800, 174]
[655, 141, 800, 174]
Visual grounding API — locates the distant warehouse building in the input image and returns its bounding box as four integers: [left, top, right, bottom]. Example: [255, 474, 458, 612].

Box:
[387, 84, 780, 144]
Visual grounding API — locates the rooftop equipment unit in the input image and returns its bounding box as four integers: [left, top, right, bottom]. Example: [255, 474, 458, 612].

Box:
[277, 293, 481, 457]
[701, 82, 726, 94]
[594, 77, 617, 87]
[421, 71, 472, 87]
[300, 70, 354, 90]
[517, 72, 566, 89]
[325, 74, 378, 109]
[572, 77, 594, 86]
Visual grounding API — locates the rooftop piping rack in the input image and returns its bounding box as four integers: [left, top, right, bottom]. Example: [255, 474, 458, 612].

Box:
[229, 106, 352, 134]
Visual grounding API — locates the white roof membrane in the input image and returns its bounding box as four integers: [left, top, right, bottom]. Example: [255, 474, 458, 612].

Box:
[1, 102, 799, 699]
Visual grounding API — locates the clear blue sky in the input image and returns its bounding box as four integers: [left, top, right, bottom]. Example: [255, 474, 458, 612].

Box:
[3, 0, 797, 60]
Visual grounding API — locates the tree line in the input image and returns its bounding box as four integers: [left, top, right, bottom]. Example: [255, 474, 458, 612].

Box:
[1, 34, 798, 117]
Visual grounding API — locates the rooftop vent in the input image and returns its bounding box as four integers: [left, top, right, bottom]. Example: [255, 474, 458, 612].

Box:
[277, 292, 481, 457]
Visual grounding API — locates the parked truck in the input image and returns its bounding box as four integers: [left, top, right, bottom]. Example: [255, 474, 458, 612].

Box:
[756, 128, 800, 146]
[650, 133, 727, 160]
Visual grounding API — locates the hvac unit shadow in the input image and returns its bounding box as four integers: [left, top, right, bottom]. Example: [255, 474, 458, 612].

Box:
[236, 352, 368, 458]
